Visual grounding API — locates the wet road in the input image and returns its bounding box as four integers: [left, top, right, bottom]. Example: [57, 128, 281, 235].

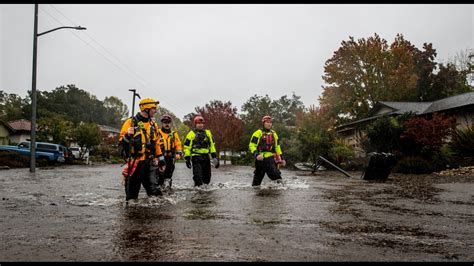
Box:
[0, 163, 473, 261]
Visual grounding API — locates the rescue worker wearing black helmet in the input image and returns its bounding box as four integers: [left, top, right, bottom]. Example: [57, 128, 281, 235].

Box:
[183, 115, 219, 187]
[248, 115, 286, 186]
[119, 97, 166, 200]
[156, 114, 183, 190]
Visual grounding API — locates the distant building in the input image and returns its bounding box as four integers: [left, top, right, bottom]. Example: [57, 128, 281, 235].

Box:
[98, 124, 120, 139]
[0, 120, 15, 145]
[8, 119, 35, 144]
[337, 92, 474, 157]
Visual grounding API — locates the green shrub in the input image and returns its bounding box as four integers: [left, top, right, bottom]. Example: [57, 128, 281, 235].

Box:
[450, 125, 474, 156]
[366, 115, 404, 153]
[328, 138, 355, 167]
[0, 151, 49, 168]
[393, 155, 433, 174]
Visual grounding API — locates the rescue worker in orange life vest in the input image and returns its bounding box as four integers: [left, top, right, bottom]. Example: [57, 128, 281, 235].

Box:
[183, 115, 219, 187]
[156, 114, 183, 190]
[119, 98, 166, 200]
[248, 115, 286, 186]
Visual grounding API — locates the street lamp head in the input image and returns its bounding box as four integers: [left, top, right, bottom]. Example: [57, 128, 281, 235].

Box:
[76, 26, 87, 30]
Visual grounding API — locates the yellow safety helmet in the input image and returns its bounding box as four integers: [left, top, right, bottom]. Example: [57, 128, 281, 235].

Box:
[139, 98, 159, 111]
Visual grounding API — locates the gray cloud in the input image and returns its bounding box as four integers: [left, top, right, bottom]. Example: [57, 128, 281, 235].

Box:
[1, 4, 472, 120]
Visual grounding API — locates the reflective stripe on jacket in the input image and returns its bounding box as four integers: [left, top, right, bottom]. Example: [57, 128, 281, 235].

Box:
[183, 129, 216, 157]
[158, 129, 183, 156]
[119, 116, 163, 161]
[249, 129, 282, 158]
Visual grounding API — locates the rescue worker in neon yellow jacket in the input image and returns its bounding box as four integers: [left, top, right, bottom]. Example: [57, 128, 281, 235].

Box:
[183, 115, 219, 187]
[248, 115, 286, 186]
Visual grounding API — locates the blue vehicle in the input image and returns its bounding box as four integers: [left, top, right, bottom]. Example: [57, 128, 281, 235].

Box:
[0, 144, 58, 163]
[17, 141, 66, 163]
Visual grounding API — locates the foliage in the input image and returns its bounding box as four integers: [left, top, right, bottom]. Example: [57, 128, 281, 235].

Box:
[426, 63, 472, 101]
[0, 91, 28, 122]
[240, 93, 304, 136]
[0, 150, 49, 168]
[184, 100, 244, 155]
[36, 113, 74, 146]
[320, 33, 423, 124]
[400, 113, 457, 155]
[103, 96, 129, 128]
[73, 122, 102, 151]
[328, 138, 355, 166]
[94, 134, 121, 159]
[319, 33, 469, 126]
[238, 93, 304, 165]
[365, 113, 414, 153]
[32, 84, 127, 128]
[450, 125, 474, 156]
[393, 146, 454, 174]
[393, 156, 432, 174]
[295, 105, 333, 164]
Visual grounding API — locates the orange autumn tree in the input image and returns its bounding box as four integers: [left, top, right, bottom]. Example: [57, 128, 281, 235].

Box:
[320, 33, 436, 126]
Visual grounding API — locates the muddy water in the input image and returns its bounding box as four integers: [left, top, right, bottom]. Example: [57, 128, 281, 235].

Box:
[0, 164, 472, 261]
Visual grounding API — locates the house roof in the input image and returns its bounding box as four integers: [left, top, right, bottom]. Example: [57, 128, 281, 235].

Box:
[377, 92, 474, 115]
[423, 92, 474, 113]
[338, 92, 474, 130]
[8, 119, 33, 131]
[372, 101, 432, 115]
[98, 124, 120, 134]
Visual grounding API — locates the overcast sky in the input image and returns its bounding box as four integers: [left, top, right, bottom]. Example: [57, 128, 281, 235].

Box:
[1, 4, 473, 121]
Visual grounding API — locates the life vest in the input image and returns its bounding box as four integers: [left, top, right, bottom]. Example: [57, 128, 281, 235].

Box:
[129, 116, 158, 158]
[158, 129, 177, 156]
[257, 130, 276, 153]
[192, 130, 210, 151]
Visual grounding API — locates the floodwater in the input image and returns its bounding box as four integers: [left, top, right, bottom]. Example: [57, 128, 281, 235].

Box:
[0, 163, 473, 261]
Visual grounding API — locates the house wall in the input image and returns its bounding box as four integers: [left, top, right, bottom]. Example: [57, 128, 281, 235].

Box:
[338, 128, 366, 158]
[0, 125, 10, 145]
[9, 133, 30, 145]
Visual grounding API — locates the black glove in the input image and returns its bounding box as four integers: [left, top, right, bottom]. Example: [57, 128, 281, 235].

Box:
[185, 156, 192, 169]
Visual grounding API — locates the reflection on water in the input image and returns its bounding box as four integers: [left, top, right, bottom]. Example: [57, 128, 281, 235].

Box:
[184, 190, 220, 220]
[114, 206, 176, 261]
[248, 183, 287, 228]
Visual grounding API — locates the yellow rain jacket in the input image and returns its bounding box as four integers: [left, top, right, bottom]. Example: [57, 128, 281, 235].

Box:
[158, 128, 183, 157]
[119, 116, 163, 162]
[249, 129, 282, 158]
[183, 129, 216, 158]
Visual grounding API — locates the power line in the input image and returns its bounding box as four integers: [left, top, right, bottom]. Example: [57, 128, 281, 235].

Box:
[46, 4, 190, 118]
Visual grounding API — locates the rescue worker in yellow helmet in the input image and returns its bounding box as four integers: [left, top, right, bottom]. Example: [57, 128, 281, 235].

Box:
[119, 97, 166, 200]
[156, 114, 183, 190]
[183, 115, 219, 187]
[248, 115, 286, 186]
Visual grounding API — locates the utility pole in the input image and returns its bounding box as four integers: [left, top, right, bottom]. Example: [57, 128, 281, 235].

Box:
[29, 4, 86, 173]
[30, 4, 38, 173]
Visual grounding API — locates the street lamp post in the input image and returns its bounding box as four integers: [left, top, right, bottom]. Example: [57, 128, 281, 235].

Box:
[30, 4, 86, 173]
